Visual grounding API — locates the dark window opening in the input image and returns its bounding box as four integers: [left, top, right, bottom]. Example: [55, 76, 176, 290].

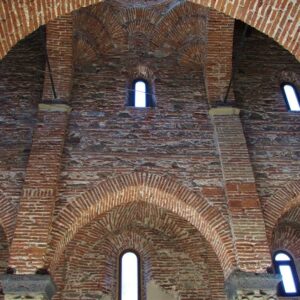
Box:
[273, 251, 300, 297]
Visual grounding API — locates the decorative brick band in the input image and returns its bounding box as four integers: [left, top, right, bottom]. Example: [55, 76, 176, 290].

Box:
[0, 0, 299, 62]
[49, 172, 236, 276]
[23, 188, 56, 198]
[0, 194, 17, 244]
[264, 181, 300, 241]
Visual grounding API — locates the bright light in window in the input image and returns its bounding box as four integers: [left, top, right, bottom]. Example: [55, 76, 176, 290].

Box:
[135, 81, 146, 108]
[284, 84, 300, 111]
[121, 252, 138, 300]
[275, 253, 290, 261]
[279, 265, 297, 293]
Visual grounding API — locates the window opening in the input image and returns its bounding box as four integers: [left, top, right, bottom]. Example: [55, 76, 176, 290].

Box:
[120, 251, 140, 300]
[135, 81, 146, 108]
[128, 79, 154, 108]
[282, 83, 300, 111]
[273, 251, 300, 296]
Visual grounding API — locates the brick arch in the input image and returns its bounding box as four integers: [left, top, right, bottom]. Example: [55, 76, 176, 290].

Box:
[0, 0, 299, 61]
[272, 223, 300, 259]
[264, 181, 300, 241]
[51, 201, 212, 272]
[0, 193, 17, 244]
[50, 172, 235, 276]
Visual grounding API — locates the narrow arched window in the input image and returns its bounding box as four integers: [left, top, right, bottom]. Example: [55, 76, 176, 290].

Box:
[281, 83, 300, 111]
[273, 251, 300, 296]
[120, 250, 140, 300]
[128, 79, 154, 108]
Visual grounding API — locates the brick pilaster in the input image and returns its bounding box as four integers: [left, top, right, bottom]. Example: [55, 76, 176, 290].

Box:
[206, 11, 235, 103]
[9, 104, 71, 273]
[210, 107, 271, 272]
[42, 15, 73, 102]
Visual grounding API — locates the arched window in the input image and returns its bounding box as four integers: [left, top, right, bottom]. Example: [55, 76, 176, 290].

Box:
[273, 251, 300, 296]
[119, 250, 140, 300]
[128, 79, 154, 108]
[281, 83, 300, 111]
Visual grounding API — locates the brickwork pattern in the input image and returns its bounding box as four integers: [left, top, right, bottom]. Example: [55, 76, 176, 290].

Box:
[52, 202, 226, 299]
[0, 0, 299, 61]
[42, 16, 73, 102]
[212, 111, 271, 272]
[9, 110, 69, 273]
[0, 2, 299, 299]
[233, 22, 300, 257]
[49, 173, 235, 276]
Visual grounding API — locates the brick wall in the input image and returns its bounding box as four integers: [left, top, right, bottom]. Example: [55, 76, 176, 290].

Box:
[0, 2, 299, 299]
[234, 22, 300, 257]
[0, 226, 9, 299]
[53, 202, 226, 300]
[0, 28, 45, 209]
[0, 0, 298, 61]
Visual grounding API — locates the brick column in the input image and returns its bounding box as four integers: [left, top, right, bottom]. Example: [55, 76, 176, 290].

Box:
[7, 12, 74, 277]
[210, 107, 271, 272]
[8, 104, 71, 273]
[225, 271, 280, 300]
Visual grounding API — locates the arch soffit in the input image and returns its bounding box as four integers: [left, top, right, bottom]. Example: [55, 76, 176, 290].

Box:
[50, 173, 235, 276]
[264, 181, 300, 241]
[0, 0, 299, 61]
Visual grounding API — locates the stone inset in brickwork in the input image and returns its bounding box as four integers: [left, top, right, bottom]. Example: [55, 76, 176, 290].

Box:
[225, 270, 281, 300]
[0, 275, 56, 300]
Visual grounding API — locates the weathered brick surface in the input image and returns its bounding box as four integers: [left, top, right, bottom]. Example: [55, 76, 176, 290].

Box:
[0, 0, 299, 61]
[0, 28, 44, 210]
[0, 226, 9, 300]
[49, 173, 235, 277]
[0, 2, 299, 299]
[43, 16, 73, 102]
[206, 10, 235, 103]
[211, 109, 271, 273]
[233, 22, 300, 258]
[9, 109, 69, 273]
[52, 202, 226, 300]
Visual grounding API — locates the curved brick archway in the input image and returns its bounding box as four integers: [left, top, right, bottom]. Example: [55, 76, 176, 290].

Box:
[0, 194, 17, 244]
[49, 173, 235, 276]
[264, 181, 300, 241]
[0, 0, 299, 61]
